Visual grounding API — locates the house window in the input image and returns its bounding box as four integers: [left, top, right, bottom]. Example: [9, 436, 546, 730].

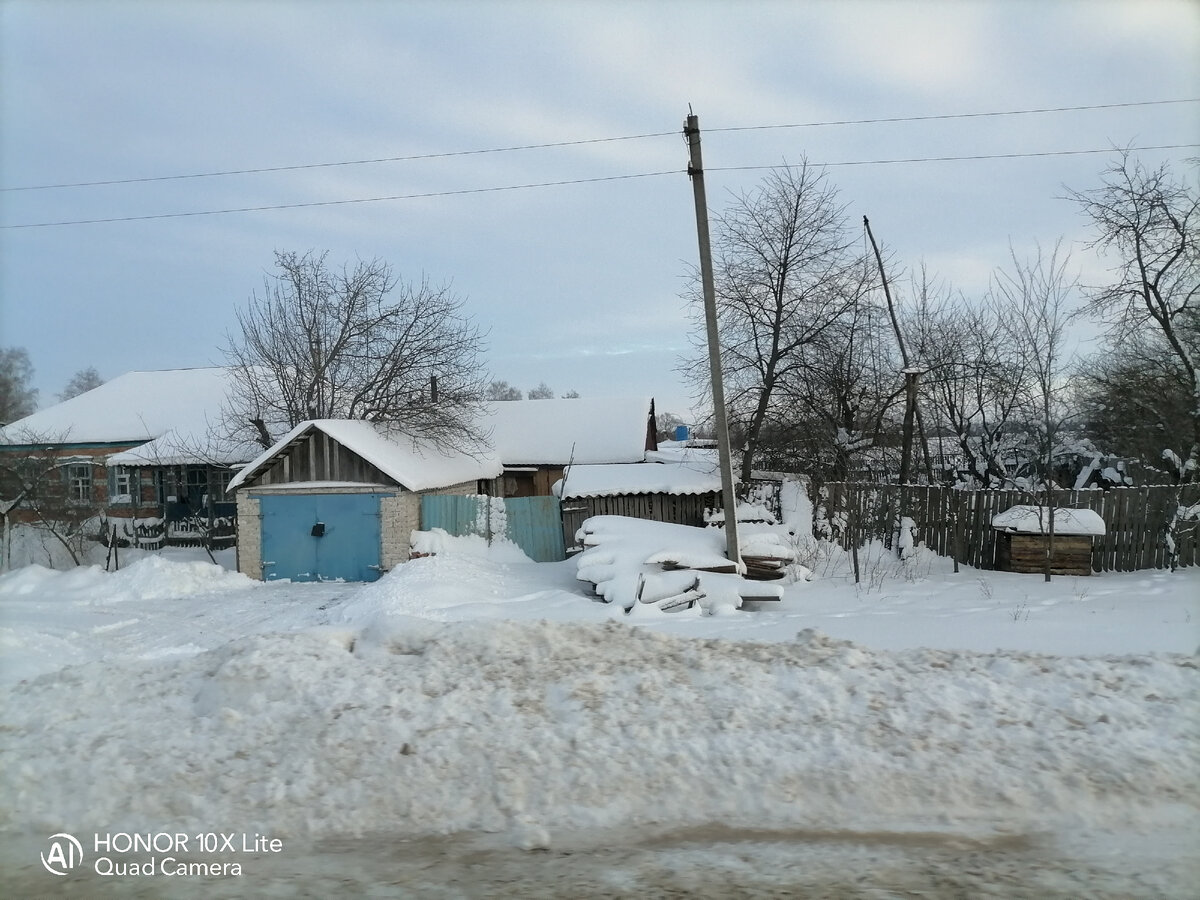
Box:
[67, 464, 92, 502]
[109, 467, 138, 504]
[211, 468, 233, 502]
[185, 467, 208, 507]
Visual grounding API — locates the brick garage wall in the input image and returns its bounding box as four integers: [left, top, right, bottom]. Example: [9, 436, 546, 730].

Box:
[380, 494, 419, 570]
[235, 493, 262, 578]
[380, 480, 480, 569]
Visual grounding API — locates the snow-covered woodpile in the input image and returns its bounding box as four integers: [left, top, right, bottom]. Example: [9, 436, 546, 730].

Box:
[574, 515, 789, 615]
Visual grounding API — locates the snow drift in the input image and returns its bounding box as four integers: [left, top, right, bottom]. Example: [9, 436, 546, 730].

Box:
[3, 617, 1195, 847]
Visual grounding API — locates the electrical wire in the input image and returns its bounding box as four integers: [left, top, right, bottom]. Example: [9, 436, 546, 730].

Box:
[4, 144, 1196, 229]
[1, 134, 679, 192]
[3, 98, 1195, 193]
[706, 98, 1200, 134]
[2, 170, 682, 229]
[708, 143, 1200, 173]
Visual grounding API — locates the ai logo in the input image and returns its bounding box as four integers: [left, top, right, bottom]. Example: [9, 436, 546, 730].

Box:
[41, 833, 83, 875]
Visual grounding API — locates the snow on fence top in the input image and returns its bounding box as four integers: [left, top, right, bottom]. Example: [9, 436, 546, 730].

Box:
[992, 505, 1106, 536]
[554, 458, 722, 499]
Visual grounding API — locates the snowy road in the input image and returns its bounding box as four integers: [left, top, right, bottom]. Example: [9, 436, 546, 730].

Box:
[4, 822, 1197, 898]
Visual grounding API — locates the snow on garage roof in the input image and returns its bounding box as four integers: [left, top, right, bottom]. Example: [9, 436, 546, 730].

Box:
[0, 368, 235, 445]
[484, 397, 654, 465]
[992, 506, 1106, 536]
[228, 419, 502, 493]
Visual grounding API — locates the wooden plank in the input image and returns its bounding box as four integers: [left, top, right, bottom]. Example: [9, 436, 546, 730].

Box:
[1184, 484, 1200, 568]
[1115, 487, 1132, 571]
[1137, 487, 1156, 571]
[1129, 487, 1147, 572]
[1090, 490, 1107, 572]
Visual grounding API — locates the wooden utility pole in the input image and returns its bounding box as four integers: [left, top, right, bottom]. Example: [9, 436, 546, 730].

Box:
[684, 112, 742, 570]
[863, 216, 933, 485]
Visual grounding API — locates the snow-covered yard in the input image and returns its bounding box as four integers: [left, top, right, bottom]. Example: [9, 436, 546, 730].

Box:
[1, 531, 1197, 897]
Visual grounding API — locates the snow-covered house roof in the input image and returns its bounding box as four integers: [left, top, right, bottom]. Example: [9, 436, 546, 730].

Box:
[228, 419, 502, 493]
[106, 430, 259, 468]
[485, 397, 655, 465]
[0, 368, 236, 446]
[1, 369, 655, 474]
[555, 448, 723, 499]
[992, 506, 1106, 536]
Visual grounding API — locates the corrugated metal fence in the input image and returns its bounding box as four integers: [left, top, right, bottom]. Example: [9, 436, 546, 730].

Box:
[818, 483, 1200, 571]
[420, 494, 566, 562]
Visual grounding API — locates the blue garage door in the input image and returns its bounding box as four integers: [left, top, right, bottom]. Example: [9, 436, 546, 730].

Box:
[257, 493, 387, 582]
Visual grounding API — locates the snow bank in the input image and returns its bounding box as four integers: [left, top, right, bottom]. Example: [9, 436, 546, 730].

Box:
[3, 621, 1195, 846]
[0, 556, 256, 605]
[409, 527, 532, 563]
[335, 539, 580, 628]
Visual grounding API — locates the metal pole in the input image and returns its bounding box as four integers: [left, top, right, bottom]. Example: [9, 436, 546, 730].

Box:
[684, 112, 742, 570]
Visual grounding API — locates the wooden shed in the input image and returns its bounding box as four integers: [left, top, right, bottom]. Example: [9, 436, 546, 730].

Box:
[992, 506, 1106, 576]
[554, 449, 723, 553]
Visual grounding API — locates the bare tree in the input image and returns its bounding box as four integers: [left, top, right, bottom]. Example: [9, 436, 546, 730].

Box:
[0, 429, 104, 568]
[1069, 152, 1199, 482]
[681, 164, 868, 481]
[994, 242, 1078, 581]
[59, 367, 104, 402]
[914, 290, 1034, 488]
[0, 347, 38, 425]
[1075, 327, 1194, 480]
[486, 381, 523, 401]
[223, 250, 491, 450]
[775, 289, 903, 482]
[527, 382, 555, 400]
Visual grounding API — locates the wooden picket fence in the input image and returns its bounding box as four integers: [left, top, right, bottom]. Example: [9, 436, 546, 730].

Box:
[817, 483, 1200, 571]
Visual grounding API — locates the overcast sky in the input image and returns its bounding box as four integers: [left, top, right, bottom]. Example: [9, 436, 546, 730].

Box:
[2, 0, 1197, 418]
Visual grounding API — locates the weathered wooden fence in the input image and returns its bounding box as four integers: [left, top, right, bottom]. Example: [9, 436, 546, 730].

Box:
[559, 492, 721, 552]
[817, 483, 1200, 571]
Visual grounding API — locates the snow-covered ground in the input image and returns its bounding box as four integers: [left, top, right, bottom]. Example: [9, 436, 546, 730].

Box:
[1, 534, 1197, 897]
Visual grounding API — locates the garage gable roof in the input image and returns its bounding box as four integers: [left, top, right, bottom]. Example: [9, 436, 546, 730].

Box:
[229, 419, 502, 493]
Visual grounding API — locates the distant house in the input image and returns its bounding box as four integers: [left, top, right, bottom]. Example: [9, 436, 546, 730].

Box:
[0, 368, 255, 526]
[485, 396, 658, 497]
[227, 419, 502, 582]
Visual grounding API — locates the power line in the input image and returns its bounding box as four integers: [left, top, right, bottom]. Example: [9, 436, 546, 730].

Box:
[1, 170, 682, 229]
[708, 143, 1200, 173]
[707, 98, 1200, 134]
[4, 98, 1195, 193]
[0, 132, 678, 193]
[4, 142, 1196, 230]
